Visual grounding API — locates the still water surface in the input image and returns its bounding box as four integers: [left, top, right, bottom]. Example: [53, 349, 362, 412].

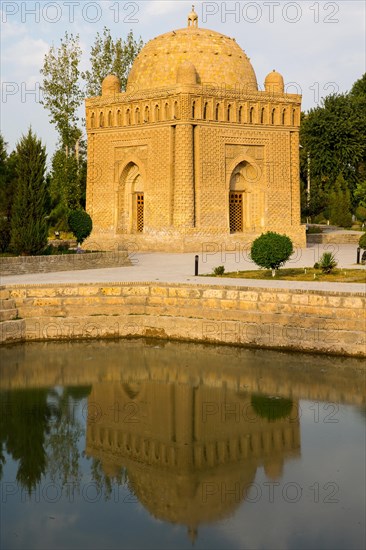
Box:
[0, 340, 365, 550]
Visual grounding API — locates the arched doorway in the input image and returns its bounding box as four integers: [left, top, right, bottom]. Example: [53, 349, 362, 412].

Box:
[118, 162, 145, 233]
[229, 161, 265, 232]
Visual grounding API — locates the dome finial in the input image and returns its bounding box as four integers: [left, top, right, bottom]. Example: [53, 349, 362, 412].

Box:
[188, 5, 198, 27]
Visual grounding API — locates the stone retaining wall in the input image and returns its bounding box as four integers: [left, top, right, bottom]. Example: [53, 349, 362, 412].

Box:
[1, 283, 364, 357]
[0, 251, 131, 276]
[307, 231, 361, 245]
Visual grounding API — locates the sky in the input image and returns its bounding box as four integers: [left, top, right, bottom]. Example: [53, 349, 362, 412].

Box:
[1, 0, 365, 161]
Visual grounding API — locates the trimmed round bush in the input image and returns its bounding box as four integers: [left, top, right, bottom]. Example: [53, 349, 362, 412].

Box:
[250, 231, 293, 276]
[68, 209, 93, 245]
[251, 394, 293, 422]
[359, 232, 366, 249]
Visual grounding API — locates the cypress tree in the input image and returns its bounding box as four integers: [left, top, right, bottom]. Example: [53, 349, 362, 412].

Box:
[10, 129, 48, 255]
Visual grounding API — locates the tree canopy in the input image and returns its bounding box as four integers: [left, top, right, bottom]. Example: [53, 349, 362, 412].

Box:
[10, 129, 49, 255]
[40, 32, 84, 151]
[82, 27, 144, 96]
[300, 73, 366, 221]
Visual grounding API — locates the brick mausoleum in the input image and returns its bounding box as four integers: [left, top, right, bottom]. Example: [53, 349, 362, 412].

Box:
[85, 7, 306, 251]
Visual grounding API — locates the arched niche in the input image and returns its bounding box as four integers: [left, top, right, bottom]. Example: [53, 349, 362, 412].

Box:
[228, 160, 266, 232]
[117, 161, 145, 234]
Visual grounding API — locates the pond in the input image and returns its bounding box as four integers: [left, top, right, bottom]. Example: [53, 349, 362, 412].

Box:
[1, 340, 365, 550]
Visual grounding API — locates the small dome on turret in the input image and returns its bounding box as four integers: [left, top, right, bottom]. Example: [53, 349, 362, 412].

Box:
[101, 74, 121, 96]
[188, 5, 198, 27]
[176, 61, 198, 85]
[264, 69, 284, 94]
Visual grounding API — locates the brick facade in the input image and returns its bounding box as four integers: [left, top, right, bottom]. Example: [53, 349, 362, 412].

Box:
[85, 11, 306, 251]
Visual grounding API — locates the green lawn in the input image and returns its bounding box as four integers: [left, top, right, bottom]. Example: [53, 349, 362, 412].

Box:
[202, 267, 366, 283]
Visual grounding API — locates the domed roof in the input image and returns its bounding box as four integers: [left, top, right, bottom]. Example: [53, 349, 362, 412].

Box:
[176, 60, 198, 85]
[264, 69, 284, 93]
[102, 74, 121, 96]
[126, 26, 258, 93]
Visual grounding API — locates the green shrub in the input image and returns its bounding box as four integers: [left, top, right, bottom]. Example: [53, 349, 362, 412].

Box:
[355, 206, 366, 222]
[359, 233, 366, 249]
[250, 231, 293, 277]
[213, 265, 225, 276]
[313, 214, 327, 224]
[318, 252, 338, 273]
[68, 209, 92, 245]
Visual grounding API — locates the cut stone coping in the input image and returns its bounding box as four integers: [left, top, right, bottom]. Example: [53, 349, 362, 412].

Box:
[3, 280, 365, 297]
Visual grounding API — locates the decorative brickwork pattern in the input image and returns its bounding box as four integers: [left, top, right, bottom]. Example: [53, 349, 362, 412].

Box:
[85, 15, 305, 251]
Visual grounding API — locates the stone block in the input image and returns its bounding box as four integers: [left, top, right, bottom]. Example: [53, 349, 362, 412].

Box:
[100, 287, 122, 296]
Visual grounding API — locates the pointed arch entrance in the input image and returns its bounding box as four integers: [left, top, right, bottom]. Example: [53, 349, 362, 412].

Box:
[118, 162, 145, 234]
[229, 160, 266, 233]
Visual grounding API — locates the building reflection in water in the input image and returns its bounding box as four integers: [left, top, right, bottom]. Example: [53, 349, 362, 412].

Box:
[86, 376, 300, 543]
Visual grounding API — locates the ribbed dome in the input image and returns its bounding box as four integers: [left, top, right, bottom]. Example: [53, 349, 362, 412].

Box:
[126, 27, 258, 93]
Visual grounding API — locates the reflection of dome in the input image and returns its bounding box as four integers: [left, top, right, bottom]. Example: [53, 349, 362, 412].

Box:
[264, 458, 284, 480]
[102, 74, 121, 96]
[264, 69, 284, 93]
[127, 26, 258, 92]
[126, 460, 257, 527]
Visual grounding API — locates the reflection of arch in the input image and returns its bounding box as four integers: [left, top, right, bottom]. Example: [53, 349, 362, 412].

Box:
[126, 109, 131, 125]
[135, 108, 140, 124]
[99, 112, 104, 127]
[108, 111, 112, 126]
[122, 382, 142, 400]
[155, 105, 160, 121]
[117, 159, 146, 233]
[165, 102, 170, 120]
[228, 158, 266, 232]
[117, 110, 121, 125]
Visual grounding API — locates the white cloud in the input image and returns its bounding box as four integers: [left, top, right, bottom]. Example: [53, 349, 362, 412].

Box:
[2, 35, 49, 80]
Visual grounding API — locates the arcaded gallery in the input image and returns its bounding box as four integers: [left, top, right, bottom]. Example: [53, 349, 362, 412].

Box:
[85, 8, 305, 250]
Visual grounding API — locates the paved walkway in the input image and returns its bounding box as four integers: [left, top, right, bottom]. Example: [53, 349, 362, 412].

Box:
[1, 244, 365, 293]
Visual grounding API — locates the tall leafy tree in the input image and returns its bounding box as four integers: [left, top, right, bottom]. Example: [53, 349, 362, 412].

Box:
[328, 174, 352, 227]
[300, 73, 366, 219]
[0, 135, 15, 251]
[300, 92, 364, 185]
[82, 28, 143, 96]
[354, 181, 366, 208]
[49, 149, 81, 226]
[40, 32, 84, 151]
[10, 129, 49, 255]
